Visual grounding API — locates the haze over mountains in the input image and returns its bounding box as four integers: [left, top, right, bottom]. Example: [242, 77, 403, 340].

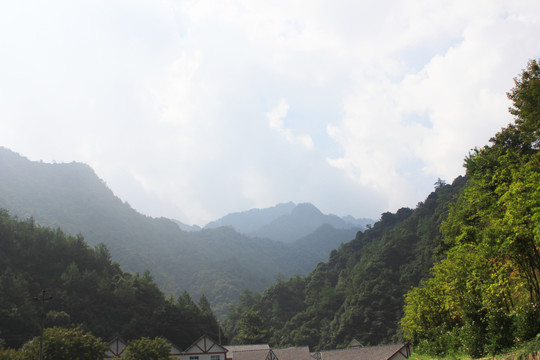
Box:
[202, 202, 373, 243]
[0, 146, 371, 316]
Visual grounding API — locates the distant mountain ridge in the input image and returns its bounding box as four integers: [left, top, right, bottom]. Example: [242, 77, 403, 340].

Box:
[204, 202, 296, 233]
[248, 202, 371, 243]
[203, 202, 373, 243]
[0, 146, 364, 316]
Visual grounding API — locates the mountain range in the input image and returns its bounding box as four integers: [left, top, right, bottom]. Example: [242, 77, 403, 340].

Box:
[203, 202, 372, 242]
[0, 146, 371, 316]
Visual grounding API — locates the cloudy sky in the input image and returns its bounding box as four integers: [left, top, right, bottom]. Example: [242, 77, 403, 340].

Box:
[0, 0, 539, 226]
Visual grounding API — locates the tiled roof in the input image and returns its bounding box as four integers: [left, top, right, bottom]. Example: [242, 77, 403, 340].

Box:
[225, 345, 271, 353]
[272, 346, 313, 360]
[318, 344, 409, 360]
[232, 349, 275, 360]
[225, 344, 271, 360]
[184, 335, 228, 354]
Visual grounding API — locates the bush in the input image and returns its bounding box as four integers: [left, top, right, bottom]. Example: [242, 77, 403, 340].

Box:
[514, 304, 540, 343]
[20, 326, 106, 360]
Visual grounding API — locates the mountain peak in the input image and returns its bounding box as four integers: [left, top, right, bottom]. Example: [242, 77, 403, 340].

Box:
[292, 202, 323, 217]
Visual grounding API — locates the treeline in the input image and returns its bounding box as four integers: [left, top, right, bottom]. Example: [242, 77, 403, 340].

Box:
[0, 209, 222, 349]
[0, 149, 355, 318]
[223, 176, 466, 349]
[401, 60, 540, 357]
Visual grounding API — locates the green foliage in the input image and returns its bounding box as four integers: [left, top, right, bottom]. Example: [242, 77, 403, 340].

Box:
[124, 337, 173, 360]
[402, 59, 540, 358]
[0, 150, 358, 318]
[233, 310, 269, 344]
[0, 348, 22, 360]
[0, 210, 222, 349]
[20, 326, 106, 360]
[226, 178, 465, 349]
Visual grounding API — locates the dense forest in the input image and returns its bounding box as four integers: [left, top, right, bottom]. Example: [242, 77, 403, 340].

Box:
[401, 60, 540, 357]
[223, 176, 466, 349]
[0, 209, 221, 349]
[0, 150, 362, 317]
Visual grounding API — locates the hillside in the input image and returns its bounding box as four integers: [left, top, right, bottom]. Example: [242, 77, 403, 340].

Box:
[0, 210, 220, 349]
[400, 59, 540, 358]
[0, 147, 359, 316]
[224, 177, 466, 349]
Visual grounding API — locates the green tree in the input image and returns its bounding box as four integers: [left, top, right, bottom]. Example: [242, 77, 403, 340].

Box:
[401, 59, 540, 357]
[0, 269, 36, 347]
[123, 337, 172, 360]
[233, 309, 269, 344]
[0, 348, 23, 360]
[20, 326, 106, 360]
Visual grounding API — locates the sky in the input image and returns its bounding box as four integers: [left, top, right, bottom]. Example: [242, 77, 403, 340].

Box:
[0, 0, 539, 226]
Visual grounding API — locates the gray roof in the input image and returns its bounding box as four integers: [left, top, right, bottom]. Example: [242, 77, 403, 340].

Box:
[225, 344, 271, 360]
[318, 344, 409, 360]
[272, 346, 313, 360]
[225, 345, 271, 353]
[231, 349, 275, 360]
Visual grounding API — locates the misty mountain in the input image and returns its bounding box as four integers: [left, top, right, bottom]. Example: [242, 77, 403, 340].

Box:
[0, 146, 360, 316]
[248, 202, 367, 243]
[289, 224, 360, 259]
[225, 177, 468, 348]
[171, 219, 202, 232]
[203, 202, 296, 233]
[204, 202, 373, 243]
[341, 215, 374, 228]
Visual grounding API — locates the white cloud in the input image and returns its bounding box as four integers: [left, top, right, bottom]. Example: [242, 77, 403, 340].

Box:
[325, 1, 540, 212]
[0, 0, 539, 224]
[267, 98, 314, 149]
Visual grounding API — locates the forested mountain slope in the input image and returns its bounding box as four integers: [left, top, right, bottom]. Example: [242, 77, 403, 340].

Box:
[0, 147, 357, 316]
[225, 177, 466, 349]
[0, 210, 220, 349]
[401, 59, 540, 358]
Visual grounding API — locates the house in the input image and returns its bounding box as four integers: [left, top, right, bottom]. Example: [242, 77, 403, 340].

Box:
[228, 349, 279, 360]
[224, 344, 271, 360]
[103, 333, 410, 360]
[180, 335, 228, 360]
[317, 343, 411, 360]
[168, 340, 183, 358]
[347, 339, 363, 348]
[272, 346, 313, 360]
[104, 337, 128, 358]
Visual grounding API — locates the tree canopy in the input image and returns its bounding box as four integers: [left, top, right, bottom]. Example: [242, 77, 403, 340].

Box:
[401, 59, 540, 358]
[0, 210, 222, 349]
[124, 337, 173, 360]
[20, 326, 106, 360]
[225, 177, 465, 349]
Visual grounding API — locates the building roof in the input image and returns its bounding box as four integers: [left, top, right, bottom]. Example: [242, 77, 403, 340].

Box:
[225, 344, 271, 360]
[225, 344, 271, 353]
[104, 336, 128, 358]
[347, 339, 363, 348]
[318, 344, 410, 360]
[272, 346, 313, 360]
[232, 349, 277, 360]
[167, 340, 183, 357]
[184, 334, 228, 355]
